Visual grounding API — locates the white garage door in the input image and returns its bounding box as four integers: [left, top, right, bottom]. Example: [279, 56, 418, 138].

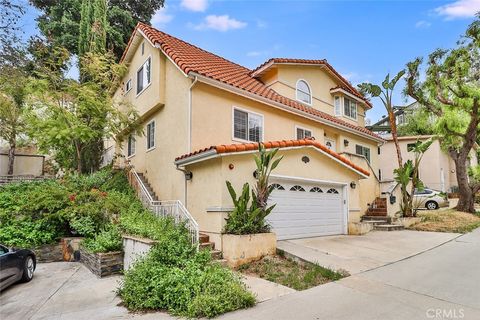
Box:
[267, 180, 346, 240]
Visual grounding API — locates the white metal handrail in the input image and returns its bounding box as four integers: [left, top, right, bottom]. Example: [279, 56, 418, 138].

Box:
[129, 168, 199, 246]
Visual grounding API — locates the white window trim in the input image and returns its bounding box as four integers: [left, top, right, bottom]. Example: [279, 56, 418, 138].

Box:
[124, 79, 132, 95]
[295, 79, 312, 106]
[146, 120, 156, 152]
[231, 106, 265, 143]
[343, 97, 358, 121]
[127, 134, 136, 158]
[294, 125, 313, 140]
[334, 95, 342, 116]
[136, 55, 152, 98]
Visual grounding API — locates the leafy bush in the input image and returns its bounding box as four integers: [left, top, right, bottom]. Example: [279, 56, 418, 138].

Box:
[119, 245, 255, 318]
[82, 226, 122, 253]
[0, 168, 138, 248]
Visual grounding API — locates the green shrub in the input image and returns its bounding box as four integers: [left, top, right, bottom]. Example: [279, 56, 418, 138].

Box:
[119, 245, 255, 318]
[82, 226, 122, 253]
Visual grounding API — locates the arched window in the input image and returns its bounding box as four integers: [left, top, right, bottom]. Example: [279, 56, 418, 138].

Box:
[296, 80, 312, 104]
[290, 185, 306, 191]
[310, 187, 323, 193]
[326, 188, 339, 194]
[270, 183, 285, 190]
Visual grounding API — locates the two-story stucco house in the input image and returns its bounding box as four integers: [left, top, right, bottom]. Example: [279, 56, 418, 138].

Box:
[112, 23, 384, 249]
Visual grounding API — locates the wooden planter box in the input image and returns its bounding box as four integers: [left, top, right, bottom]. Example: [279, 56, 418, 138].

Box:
[222, 233, 276, 268]
[80, 248, 123, 278]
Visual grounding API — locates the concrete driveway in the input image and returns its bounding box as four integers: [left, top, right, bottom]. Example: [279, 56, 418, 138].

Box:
[277, 230, 460, 274]
[222, 228, 480, 320]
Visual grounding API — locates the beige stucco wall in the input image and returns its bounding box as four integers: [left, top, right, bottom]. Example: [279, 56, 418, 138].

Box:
[184, 148, 365, 249]
[264, 65, 367, 127]
[118, 40, 191, 201]
[190, 83, 379, 175]
[0, 154, 44, 176]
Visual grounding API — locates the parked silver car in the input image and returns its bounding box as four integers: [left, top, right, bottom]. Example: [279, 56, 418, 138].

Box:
[413, 188, 449, 210]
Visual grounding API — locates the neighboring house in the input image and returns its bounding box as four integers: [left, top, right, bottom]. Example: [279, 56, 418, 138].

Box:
[370, 102, 478, 193]
[367, 101, 420, 134]
[379, 136, 478, 193]
[113, 23, 384, 248]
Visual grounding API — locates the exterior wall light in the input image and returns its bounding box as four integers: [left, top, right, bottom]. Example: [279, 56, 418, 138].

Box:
[344, 139, 349, 147]
[185, 171, 193, 180]
[302, 156, 310, 163]
[228, 163, 234, 170]
[350, 181, 356, 189]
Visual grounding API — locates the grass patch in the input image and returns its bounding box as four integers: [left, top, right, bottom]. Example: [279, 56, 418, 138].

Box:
[237, 255, 346, 291]
[408, 209, 480, 233]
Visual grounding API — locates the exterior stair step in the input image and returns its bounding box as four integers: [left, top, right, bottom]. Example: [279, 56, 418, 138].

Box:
[363, 220, 388, 226]
[199, 242, 215, 250]
[362, 216, 391, 223]
[211, 250, 222, 260]
[199, 233, 210, 244]
[374, 224, 404, 231]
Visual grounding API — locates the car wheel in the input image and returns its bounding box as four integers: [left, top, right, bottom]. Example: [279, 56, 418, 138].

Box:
[426, 201, 439, 210]
[21, 256, 35, 282]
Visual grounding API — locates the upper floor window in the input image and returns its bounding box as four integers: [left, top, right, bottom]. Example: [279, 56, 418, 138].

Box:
[141, 42, 145, 55]
[296, 80, 312, 105]
[334, 96, 342, 116]
[296, 127, 312, 140]
[146, 121, 155, 150]
[344, 97, 357, 119]
[137, 57, 151, 95]
[127, 134, 136, 157]
[356, 144, 370, 162]
[233, 108, 263, 142]
[124, 79, 132, 94]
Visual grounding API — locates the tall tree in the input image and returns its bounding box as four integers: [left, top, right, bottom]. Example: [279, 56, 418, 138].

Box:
[27, 48, 138, 173]
[31, 0, 165, 60]
[0, 64, 28, 175]
[0, 0, 25, 66]
[405, 15, 480, 213]
[79, 0, 107, 57]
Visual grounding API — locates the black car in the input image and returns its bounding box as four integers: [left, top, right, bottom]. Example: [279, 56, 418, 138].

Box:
[0, 244, 36, 291]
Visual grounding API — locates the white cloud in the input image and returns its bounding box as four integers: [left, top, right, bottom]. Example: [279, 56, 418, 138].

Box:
[194, 15, 247, 32]
[181, 0, 208, 12]
[151, 7, 174, 27]
[415, 20, 432, 28]
[434, 0, 480, 19]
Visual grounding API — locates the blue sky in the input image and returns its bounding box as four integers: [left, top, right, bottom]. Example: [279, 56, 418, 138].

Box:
[19, 0, 479, 122]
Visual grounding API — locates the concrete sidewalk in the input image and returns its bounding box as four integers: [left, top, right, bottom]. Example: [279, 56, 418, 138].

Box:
[221, 228, 480, 320]
[277, 230, 460, 274]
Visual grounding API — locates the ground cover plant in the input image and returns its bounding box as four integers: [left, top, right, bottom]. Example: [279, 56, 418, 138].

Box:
[238, 255, 346, 291]
[408, 209, 480, 233]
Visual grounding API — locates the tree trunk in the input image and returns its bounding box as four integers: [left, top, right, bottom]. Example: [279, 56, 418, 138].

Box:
[454, 155, 475, 213]
[388, 112, 403, 168]
[7, 143, 15, 175]
[75, 142, 83, 174]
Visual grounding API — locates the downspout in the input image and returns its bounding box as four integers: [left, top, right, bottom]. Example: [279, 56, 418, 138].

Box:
[188, 75, 198, 152]
[176, 165, 191, 206]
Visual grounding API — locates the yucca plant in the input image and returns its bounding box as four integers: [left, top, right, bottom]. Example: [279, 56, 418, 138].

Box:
[224, 144, 283, 235]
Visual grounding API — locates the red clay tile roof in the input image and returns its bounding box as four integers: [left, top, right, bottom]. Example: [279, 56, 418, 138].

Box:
[123, 23, 381, 141]
[174, 139, 370, 176]
[250, 58, 372, 108]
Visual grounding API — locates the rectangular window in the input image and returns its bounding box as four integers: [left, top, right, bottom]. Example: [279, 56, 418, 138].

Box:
[344, 97, 357, 119]
[146, 121, 155, 150]
[127, 135, 136, 157]
[356, 144, 371, 162]
[296, 127, 312, 140]
[378, 169, 382, 181]
[378, 146, 381, 155]
[136, 57, 151, 94]
[141, 42, 145, 55]
[233, 108, 263, 142]
[125, 79, 132, 94]
[334, 96, 341, 116]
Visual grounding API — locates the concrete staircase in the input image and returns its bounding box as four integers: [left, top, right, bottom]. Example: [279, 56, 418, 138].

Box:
[136, 172, 159, 201]
[199, 233, 223, 260]
[366, 197, 388, 216]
